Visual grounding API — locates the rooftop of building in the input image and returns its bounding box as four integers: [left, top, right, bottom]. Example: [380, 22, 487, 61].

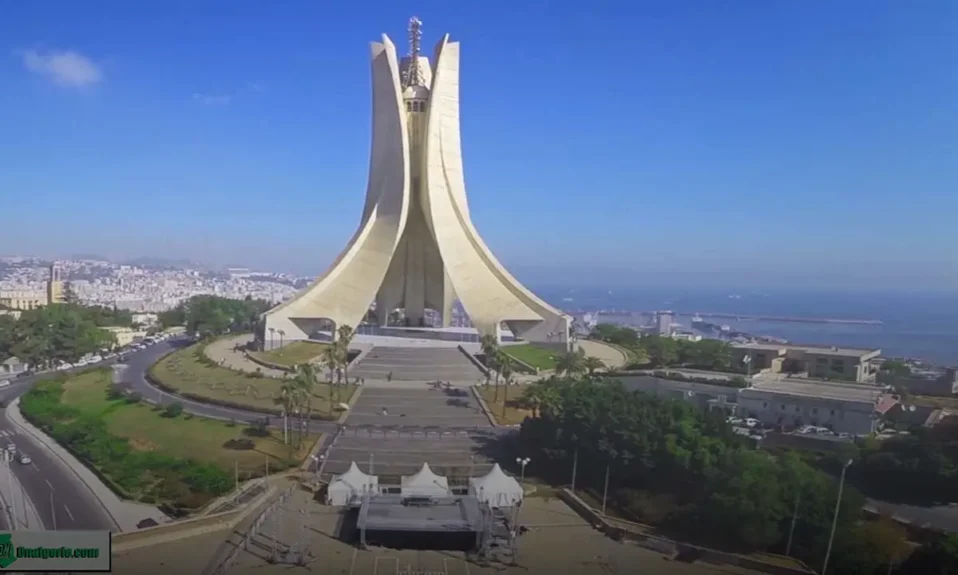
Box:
[734, 342, 881, 359]
[742, 379, 885, 404]
[357, 494, 484, 533]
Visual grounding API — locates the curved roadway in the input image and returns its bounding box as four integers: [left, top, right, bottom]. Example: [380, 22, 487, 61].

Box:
[0, 367, 124, 530]
[0, 338, 513, 532]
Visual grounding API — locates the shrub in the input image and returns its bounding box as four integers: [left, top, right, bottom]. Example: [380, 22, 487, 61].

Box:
[162, 402, 184, 418]
[19, 379, 231, 509]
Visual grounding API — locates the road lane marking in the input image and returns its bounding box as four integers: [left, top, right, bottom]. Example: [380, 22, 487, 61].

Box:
[349, 547, 358, 575]
[45, 479, 54, 491]
[63, 504, 74, 521]
[30, 463, 39, 472]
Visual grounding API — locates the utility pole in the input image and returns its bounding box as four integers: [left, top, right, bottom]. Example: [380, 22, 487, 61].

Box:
[4, 454, 17, 529]
[785, 489, 801, 557]
[571, 450, 579, 493]
[822, 460, 853, 575]
[601, 464, 611, 516]
[369, 452, 374, 475]
[235, 461, 240, 494]
[50, 492, 57, 530]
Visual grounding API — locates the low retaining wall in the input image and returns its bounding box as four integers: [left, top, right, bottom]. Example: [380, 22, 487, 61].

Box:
[243, 350, 295, 373]
[112, 485, 276, 552]
[457, 345, 490, 378]
[144, 370, 336, 421]
[558, 489, 813, 575]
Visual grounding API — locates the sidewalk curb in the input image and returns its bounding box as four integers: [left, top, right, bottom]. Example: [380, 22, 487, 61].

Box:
[471, 385, 500, 427]
[8, 399, 123, 532]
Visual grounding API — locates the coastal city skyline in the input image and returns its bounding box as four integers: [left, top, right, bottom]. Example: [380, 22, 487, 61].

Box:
[2, 9, 958, 573]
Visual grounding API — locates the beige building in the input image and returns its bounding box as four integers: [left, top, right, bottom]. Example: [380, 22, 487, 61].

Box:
[104, 327, 148, 347]
[0, 290, 46, 311]
[263, 18, 570, 349]
[732, 343, 881, 383]
[0, 263, 65, 311]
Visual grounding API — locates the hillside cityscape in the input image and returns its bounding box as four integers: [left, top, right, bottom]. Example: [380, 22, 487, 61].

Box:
[2, 5, 956, 575]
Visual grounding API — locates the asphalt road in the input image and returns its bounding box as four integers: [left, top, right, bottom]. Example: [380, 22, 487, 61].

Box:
[0, 375, 116, 530]
[122, 340, 343, 434]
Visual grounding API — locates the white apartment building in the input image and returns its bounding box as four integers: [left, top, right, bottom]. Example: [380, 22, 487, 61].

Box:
[738, 379, 888, 435]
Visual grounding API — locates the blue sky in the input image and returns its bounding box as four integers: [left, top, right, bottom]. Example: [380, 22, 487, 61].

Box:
[1, 1, 956, 289]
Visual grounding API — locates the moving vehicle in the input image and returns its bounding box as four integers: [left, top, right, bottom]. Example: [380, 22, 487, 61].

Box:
[16, 453, 31, 465]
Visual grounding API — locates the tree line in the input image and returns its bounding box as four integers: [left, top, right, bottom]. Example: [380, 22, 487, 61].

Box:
[513, 376, 954, 574]
[0, 304, 133, 369]
[590, 323, 737, 371]
[158, 295, 271, 337]
[20, 373, 232, 511]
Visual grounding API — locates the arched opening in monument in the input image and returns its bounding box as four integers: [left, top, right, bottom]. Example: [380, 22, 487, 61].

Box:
[288, 317, 337, 343]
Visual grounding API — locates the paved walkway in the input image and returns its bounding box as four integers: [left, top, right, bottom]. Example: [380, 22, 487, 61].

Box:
[204, 334, 288, 378]
[8, 399, 170, 531]
[578, 339, 629, 369]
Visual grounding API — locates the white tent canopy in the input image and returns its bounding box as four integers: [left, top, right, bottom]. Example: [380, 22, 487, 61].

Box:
[401, 463, 450, 498]
[327, 462, 379, 506]
[469, 464, 524, 508]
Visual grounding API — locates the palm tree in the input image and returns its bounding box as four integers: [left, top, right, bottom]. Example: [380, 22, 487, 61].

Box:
[294, 363, 317, 447]
[321, 346, 339, 414]
[480, 333, 499, 388]
[268, 327, 276, 350]
[499, 354, 515, 419]
[556, 349, 587, 377]
[275, 380, 300, 445]
[278, 329, 285, 348]
[336, 324, 356, 384]
[583, 355, 606, 376]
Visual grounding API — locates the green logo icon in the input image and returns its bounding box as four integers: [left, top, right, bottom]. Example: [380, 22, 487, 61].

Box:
[0, 533, 16, 569]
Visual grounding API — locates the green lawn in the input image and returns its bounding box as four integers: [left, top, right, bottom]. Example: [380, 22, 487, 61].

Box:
[60, 370, 319, 478]
[150, 342, 354, 416]
[248, 340, 329, 368]
[503, 344, 559, 370]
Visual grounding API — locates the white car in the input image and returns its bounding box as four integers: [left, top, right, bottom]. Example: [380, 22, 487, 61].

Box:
[16, 453, 30, 465]
[5, 443, 15, 454]
[744, 418, 759, 429]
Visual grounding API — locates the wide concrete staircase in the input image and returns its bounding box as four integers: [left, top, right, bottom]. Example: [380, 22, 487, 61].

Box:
[349, 346, 484, 382]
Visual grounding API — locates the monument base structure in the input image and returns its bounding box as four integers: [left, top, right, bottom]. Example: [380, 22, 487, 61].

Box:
[261, 18, 570, 351]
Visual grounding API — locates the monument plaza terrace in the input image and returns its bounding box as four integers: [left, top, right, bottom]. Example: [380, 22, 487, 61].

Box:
[261, 18, 571, 350]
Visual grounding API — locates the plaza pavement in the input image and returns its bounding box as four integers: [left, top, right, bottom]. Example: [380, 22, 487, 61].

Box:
[578, 339, 629, 369]
[220, 488, 768, 575]
[323, 386, 497, 480]
[205, 334, 289, 378]
[344, 386, 491, 428]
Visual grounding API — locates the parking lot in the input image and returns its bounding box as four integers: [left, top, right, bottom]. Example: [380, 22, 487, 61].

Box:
[322, 427, 501, 480]
[345, 387, 491, 429]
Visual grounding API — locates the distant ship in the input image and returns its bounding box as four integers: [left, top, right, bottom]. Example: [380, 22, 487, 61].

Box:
[692, 314, 703, 323]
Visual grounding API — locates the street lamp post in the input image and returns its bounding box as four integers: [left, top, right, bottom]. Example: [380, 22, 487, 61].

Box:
[822, 459, 853, 575]
[515, 457, 531, 532]
[516, 457, 530, 487]
[312, 454, 325, 482]
[601, 464, 611, 516]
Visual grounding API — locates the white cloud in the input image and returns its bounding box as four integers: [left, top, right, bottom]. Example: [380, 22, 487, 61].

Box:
[20, 49, 102, 88]
[192, 93, 231, 106]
